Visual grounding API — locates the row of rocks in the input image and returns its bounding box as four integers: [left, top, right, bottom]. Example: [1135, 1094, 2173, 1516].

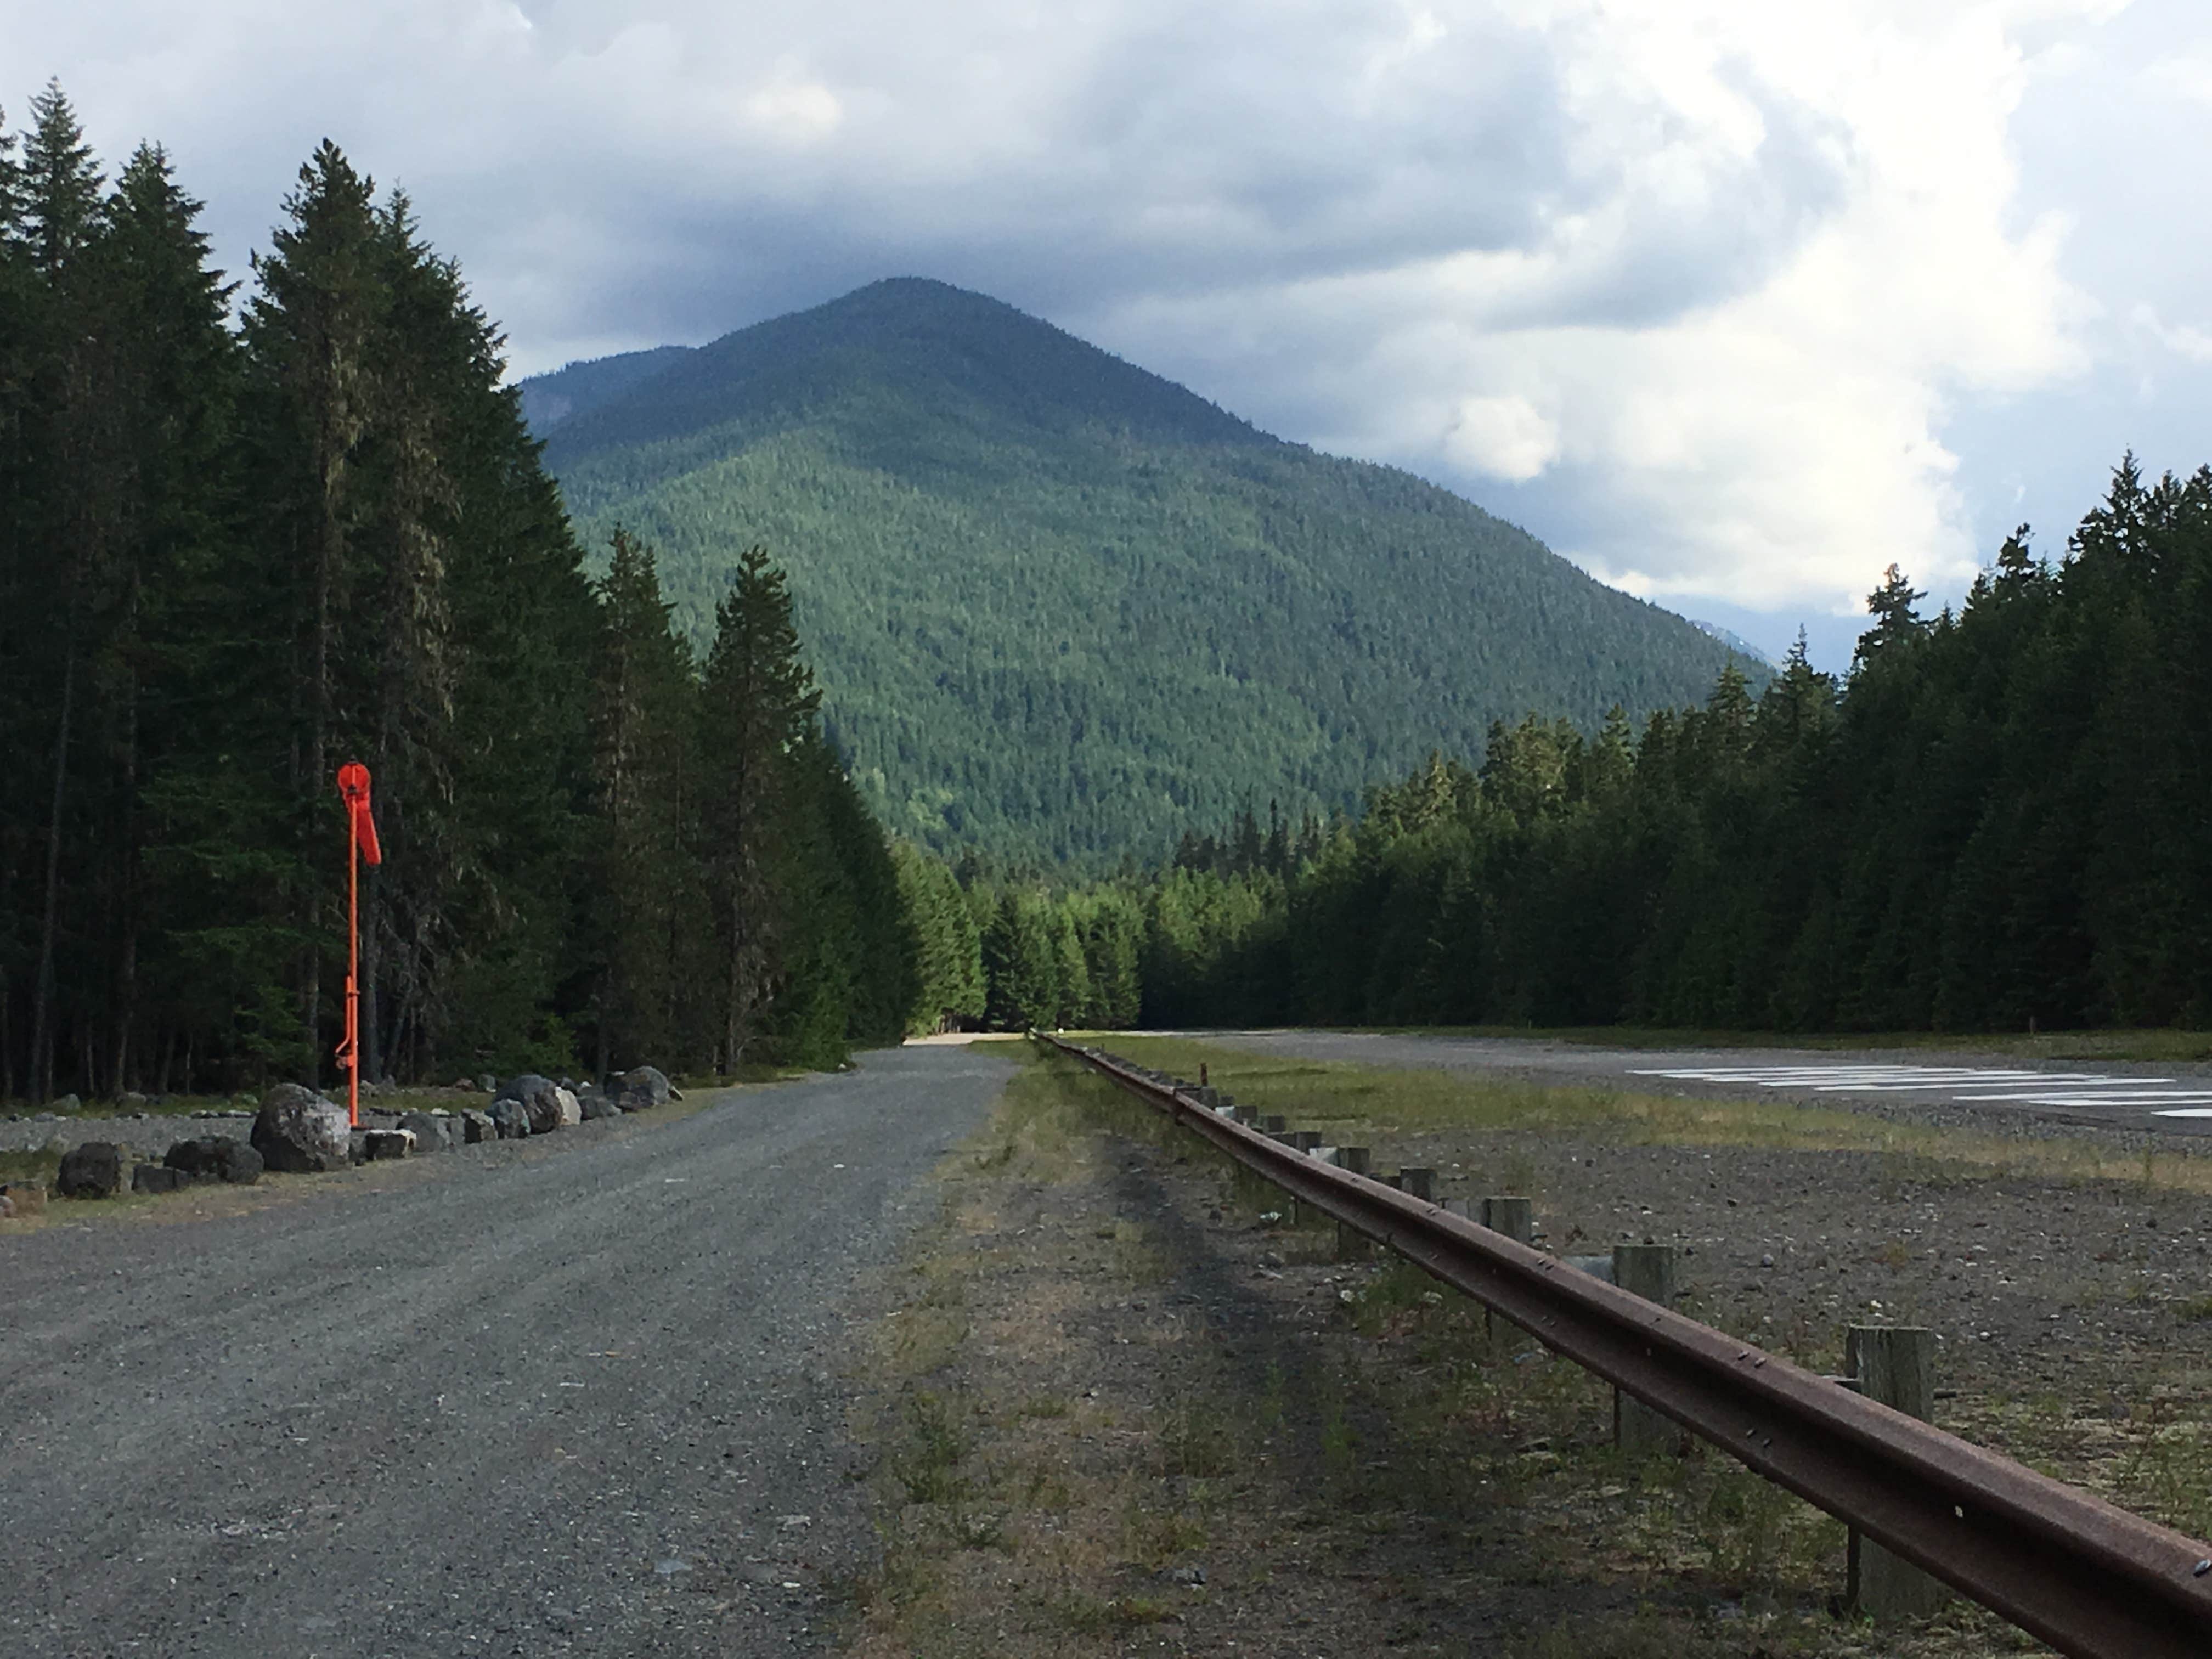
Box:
[247, 1066, 677, 1170]
[13, 1065, 682, 1210]
[48, 1135, 268, 1200]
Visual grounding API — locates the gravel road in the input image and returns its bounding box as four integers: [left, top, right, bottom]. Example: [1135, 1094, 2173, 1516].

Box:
[1188, 1029, 2212, 1138]
[0, 1043, 1012, 1658]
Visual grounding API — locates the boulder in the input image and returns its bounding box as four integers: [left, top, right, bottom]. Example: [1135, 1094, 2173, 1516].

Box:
[166, 1137, 264, 1186]
[551, 1087, 583, 1128]
[578, 1089, 622, 1122]
[132, 1164, 191, 1195]
[251, 1084, 351, 1173]
[57, 1142, 125, 1199]
[484, 1098, 531, 1139]
[360, 1128, 415, 1161]
[398, 1111, 458, 1153]
[118, 1091, 149, 1111]
[612, 1065, 673, 1113]
[459, 1108, 499, 1144]
[495, 1073, 566, 1135]
[476, 1072, 496, 1093]
[48, 1093, 81, 1114]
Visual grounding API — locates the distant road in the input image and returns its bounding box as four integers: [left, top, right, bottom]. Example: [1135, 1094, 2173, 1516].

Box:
[1185, 1031, 2212, 1138]
[0, 1045, 1011, 1658]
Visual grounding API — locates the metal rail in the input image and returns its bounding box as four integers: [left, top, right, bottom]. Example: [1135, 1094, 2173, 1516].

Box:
[1040, 1033, 2212, 1659]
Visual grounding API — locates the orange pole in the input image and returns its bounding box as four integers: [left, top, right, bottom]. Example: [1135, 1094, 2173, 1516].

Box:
[345, 820, 360, 1127]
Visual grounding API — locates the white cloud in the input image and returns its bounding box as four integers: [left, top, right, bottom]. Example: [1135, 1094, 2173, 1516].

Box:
[3, 0, 2166, 622]
[1447, 394, 1560, 481]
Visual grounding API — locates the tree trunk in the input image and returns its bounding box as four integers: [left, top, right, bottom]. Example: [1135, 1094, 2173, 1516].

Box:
[110, 659, 140, 1092]
[29, 639, 77, 1104]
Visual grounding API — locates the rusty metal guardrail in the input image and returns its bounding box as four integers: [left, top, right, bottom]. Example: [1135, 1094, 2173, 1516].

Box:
[1039, 1032, 2212, 1659]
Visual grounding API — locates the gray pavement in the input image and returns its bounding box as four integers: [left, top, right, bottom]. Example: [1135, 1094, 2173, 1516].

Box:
[1186, 1030, 2212, 1138]
[0, 1043, 1012, 1658]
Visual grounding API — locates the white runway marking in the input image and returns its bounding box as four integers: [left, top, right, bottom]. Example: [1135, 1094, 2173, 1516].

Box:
[1626, 1063, 2212, 1117]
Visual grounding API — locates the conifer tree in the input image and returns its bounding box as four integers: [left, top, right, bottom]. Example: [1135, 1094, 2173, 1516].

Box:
[697, 545, 819, 1066]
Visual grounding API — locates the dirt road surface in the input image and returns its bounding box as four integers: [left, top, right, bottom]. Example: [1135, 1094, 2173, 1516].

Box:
[0, 1044, 1012, 1658]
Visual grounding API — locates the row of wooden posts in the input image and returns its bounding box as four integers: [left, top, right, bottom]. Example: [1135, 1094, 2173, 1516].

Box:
[1197, 1083, 1945, 1621]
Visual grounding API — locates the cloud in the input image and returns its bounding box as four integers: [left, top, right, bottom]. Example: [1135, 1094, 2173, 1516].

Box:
[1447, 395, 1560, 482]
[6, 0, 2146, 622]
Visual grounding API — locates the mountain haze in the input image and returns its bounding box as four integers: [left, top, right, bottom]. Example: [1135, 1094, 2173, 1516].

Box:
[529, 278, 1757, 862]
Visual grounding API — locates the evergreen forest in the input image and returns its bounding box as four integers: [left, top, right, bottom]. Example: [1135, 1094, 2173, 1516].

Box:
[1049, 469, 2212, 1035]
[0, 88, 919, 1102]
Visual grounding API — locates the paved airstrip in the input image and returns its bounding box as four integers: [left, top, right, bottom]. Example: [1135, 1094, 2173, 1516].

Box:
[1186, 1032, 2212, 1137]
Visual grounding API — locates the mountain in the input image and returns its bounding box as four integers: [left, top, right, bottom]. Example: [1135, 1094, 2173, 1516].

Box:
[1690, 620, 1778, 669]
[527, 278, 1759, 864]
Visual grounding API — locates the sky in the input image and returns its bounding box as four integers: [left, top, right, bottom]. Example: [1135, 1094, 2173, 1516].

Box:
[8, 0, 2205, 668]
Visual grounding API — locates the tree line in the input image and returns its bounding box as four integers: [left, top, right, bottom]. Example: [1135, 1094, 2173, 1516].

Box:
[0, 86, 933, 1102]
[1120, 460, 2212, 1034]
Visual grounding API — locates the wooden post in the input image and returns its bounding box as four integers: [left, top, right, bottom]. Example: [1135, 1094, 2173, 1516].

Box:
[1480, 1197, 1532, 1339]
[1847, 1326, 1948, 1620]
[1612, 1244, 1683, 1457]
[1334, 1147, 1372, 1258]
[1400, 1166, 1435, 1201]
[1479, 1195, 1531, 1242]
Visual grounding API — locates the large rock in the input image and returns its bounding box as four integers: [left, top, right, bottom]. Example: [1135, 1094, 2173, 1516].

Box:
[484, 1098, 531, 1140]
[166, 1137, 264, 1186]
[250, 1084, 352, 1173]
[495, 1073, 568, 1135]
[360, 1128, 414, 1161]
[459, 1108, 499, 1144]
[578, 1087, 622, 1122]
[57, 1142, 125, 1199]
[132, 1164, 190, 1195]
[551, 1087, 583, 1128]
[612, 1065, 674, 1112]
[399, 1111, 458, 1153]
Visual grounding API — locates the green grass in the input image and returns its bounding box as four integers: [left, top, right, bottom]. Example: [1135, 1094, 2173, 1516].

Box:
[0, 1147, 61, 1184]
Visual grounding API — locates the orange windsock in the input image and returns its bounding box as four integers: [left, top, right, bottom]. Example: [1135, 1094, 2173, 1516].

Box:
[336, 762, 382, 866]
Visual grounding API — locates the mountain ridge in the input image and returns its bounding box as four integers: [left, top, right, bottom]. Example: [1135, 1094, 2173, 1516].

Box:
[524, 278, 1760, 863]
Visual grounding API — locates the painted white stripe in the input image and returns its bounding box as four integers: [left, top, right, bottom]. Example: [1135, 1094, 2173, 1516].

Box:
[1951, 1092, 2212, 1107]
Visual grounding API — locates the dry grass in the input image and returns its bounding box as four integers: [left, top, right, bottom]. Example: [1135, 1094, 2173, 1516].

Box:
[1087, 1034, 2212, 1199]
[845, 1046, 2052, 1657]
[1363, 1025, 2212, 1064]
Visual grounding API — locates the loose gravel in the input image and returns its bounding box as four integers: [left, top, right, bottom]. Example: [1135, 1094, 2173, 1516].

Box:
[0, 1044, 1012, 1658]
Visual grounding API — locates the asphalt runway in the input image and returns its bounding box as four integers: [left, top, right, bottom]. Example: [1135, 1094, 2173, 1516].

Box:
[1187, 1031, 2212, 1138]
[0, 1043, 1012, 1658]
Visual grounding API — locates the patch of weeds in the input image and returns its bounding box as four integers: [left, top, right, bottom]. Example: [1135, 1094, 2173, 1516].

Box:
[1318, 1390, 1358, 1494]
[1017, 1393, 1070, 1418]
[1259, 1359, 1288, 1435]
[891, 1391, 972, 1505]
[0, 1148, 60, 1184]
[1679, 1461, 1839, 1591]
[1124, 1498, 1209, 1563]
[1054, 1593, 1177, 1634]
[1507, 1610, 1725, 1659]
[1160, 1402, 1237, 1479]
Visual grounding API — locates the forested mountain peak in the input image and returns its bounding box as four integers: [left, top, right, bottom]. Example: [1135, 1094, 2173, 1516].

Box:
[526, 278, 1759, 864]
[539, 275, 1265, 468]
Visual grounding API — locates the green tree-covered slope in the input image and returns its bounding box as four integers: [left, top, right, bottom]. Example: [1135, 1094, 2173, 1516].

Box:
[531, 278, 1757, 862]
